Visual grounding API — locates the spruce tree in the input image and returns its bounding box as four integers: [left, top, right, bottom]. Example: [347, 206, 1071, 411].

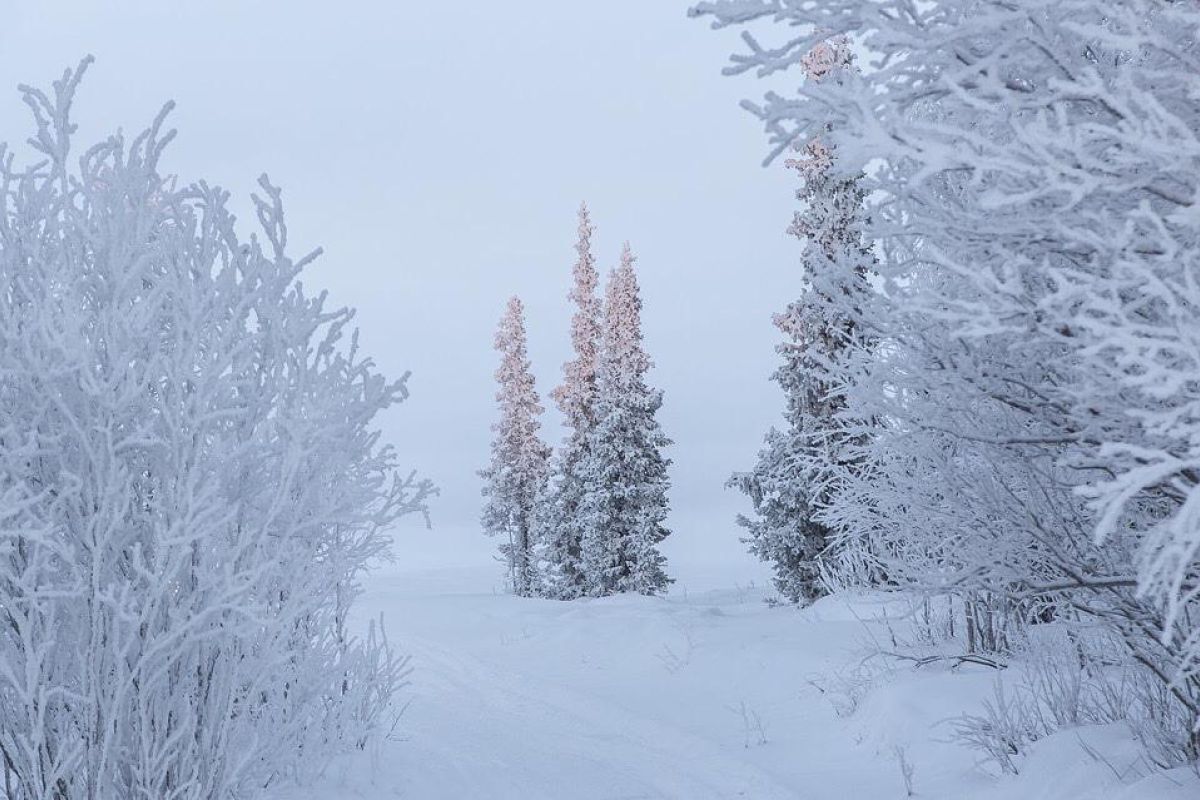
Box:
[579, 244, 673, 596]
[536, 204, 602, 599]
[481, 296, 552, 596]
[728, 39, 874, 603]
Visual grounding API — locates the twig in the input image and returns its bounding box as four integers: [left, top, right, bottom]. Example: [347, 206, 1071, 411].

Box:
[883, 650, 1007, 670]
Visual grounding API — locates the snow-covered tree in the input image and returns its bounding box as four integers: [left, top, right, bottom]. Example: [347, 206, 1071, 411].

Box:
[728, 38, 875, 604]
[481, 296, 552, 596]
[578, 244, 673, 596]
[694, 0, 1200, 749]
[537, 204, 603, 599]
[0, 60, 433, 798]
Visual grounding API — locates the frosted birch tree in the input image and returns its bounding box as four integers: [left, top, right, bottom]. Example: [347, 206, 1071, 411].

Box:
[537, 204, 602, 599]
[481, 297, 552, 597]
[579, 245, 673, 596]
[0, 60, 433, 798]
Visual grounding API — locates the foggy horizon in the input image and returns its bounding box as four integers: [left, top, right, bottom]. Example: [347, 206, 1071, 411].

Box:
[1, 1, 799, 582]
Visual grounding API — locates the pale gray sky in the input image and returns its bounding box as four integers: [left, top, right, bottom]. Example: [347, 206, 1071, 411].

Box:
[0, 1, 798, 585]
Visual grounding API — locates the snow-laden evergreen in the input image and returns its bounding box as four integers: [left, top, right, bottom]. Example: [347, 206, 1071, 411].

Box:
[536, 204, 602, 599]
[481, 297, 552, 596]
[728, 39, 875, 604]
[0, 60, 432, 799]
[578, 245, 673, 596]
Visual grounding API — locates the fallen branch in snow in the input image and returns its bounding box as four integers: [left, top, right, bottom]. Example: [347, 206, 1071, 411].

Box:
[892, 745, 916, 797]
[881, 651, 1007, 671]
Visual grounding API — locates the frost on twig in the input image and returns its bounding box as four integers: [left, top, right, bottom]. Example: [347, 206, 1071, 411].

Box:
[0, 61, 431, 798]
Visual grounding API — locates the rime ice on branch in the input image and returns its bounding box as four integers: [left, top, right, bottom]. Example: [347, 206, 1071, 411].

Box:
[0, 59, 432, 799]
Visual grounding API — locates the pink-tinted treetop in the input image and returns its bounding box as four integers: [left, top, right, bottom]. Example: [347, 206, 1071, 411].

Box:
[551, 203, 602, 432]
[602, 242, 652, 383]
[785, 36, 854, 182]
[492, 295, 547, 446]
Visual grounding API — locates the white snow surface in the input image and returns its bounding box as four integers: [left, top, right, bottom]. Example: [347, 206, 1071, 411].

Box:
[274, 551, 1200, 799]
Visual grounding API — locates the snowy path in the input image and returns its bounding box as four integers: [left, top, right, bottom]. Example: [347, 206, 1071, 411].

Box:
[275, 564, 1198, 800]
[399, 635, 800, 799]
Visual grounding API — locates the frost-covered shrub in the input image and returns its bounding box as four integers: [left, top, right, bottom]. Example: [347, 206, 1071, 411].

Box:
[0, 60, 431, 798]
[952, 679, 1038, 775]
[954, 628, 1198, 774]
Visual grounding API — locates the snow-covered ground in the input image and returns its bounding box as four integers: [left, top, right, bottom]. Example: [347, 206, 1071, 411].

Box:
[276, 549, 1200, 800]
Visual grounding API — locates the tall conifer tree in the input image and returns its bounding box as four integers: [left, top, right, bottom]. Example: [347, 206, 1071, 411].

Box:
[728, 39, 874, 603]
[481, 297, 551, 596]
[579, 244, 673, 596]
[537, 204, 602, 598]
